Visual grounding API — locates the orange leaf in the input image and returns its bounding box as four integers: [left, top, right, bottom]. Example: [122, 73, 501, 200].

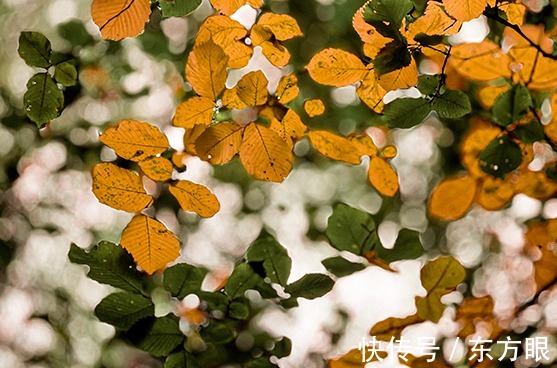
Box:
[240, 123, 293, 182]
[235, 70, 269, 107]
[195, 122, 243, 165]
[120, 214, 180, 275]
[222, 88, 249, 110]
[224, 41, 253, 69]
[429, 176, 477, 220]
[450, 41, 511, 82]
[209, 0, 246, 15]
[257, 13, 302, 41]
[443, 0, 488, 21]
[368, 156, 399, 197]
[91, 0, 151, 41]
[92, 163, 153, 212]
[352, 4, 390, 57]
[250, 24, 272, 46]
[269, 109, 307, 147]
[455, 296, 496, 338]
[99, 120, 169, 162]
[357, 70, 386, 113]
[406, 2, 461, 42]
[260, 41, 291, 67]
[461, 120, 502, 177]
[477, 85, 509, 109]
[369, 314, 423, 341]
[186, 40, 229, 100]
[139, 156, 173, 182]
[304, 99, 325, 117]
[169, 180, 220, 218]
[381, 145, 397, 159]
[525, 221, 557, 292]
[307, 48, 367, 87]
[184, 125, 208, 156]
[276, 74, 299, 104]
[377, 59, 419, 91]
[514, 170, 557, 200]
[327, 348, 369, 368]
[476, 176, 514, 211]
[349, 134, 378, 157]
[172, 96, 215, 129]
[500, 3, 526, 26]
[196, 15, 248, 51]
[308, 130, 361, 165]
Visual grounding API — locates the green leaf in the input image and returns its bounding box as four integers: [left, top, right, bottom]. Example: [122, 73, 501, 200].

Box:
[321, 256, 366, 277]
[383, 97, 431, 129]
[285, 273, 334, 300]
[513, 120, 545, 143]
[416, 256, 466, 322]
[68, 241, 145, 294]
[94, 292, 154, 330]
[417, 74, 440, 96]
[58, 20, 95, 47]
[198, 291, 229, 312]
[24, 73, 64, 128]
[364, 0, 413, 35]
[492, 83, 532, 127]
[431, 90, 471, 118]
[245, 357, 276, 368]
[225, 263, 276, 300]
[246, 232, 292, 286]
[325, 203, 378, 255]
[372, 40, 411, 75]
[229, 300, 250, 320]
[18, 32, 52, 68]
[374, 229, 424, 262]
[127, 315, 184, 357]
[200, 320, 235, 344]
[165, 349, 200, 368]
[479, 135, 522, 179]
[164, 263, 206, 299]
[271, 337, 292, 358]
[53, 62, 77, 87]
[160, 0, 203, 17]
[413, 33, 445, 46]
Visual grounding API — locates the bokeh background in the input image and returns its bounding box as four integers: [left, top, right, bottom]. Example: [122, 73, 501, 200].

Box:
[0, 0, 556, 367]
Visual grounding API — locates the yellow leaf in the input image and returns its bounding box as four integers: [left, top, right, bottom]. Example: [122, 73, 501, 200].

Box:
[250, 24, 272, 46]
[416, 256, 466, 322]
[525, 221, 557, 292]
[257, 13, 302, 41]
[276, 74, 299, 104]
[327, 348, 372, 368]
[368, 156, 399, 197]
[307, 48, 367, 87]
[369, 314, 423, 341]
[269, 109, 307, 147]
[357, 70, 386, 113]
[186, 40, 229, 100]
[476, 176, 514, 211]
[308, 130, 361, 165]
[477, 84, 509, 109]
[240, 123, 293, 182]
[224, 41, 253, 69]
[209, 0, 246, 15]
[455, 296, 496, 338]
[450, 41, 511, 82]
[525, 57, 557, 90]
[222, 88, 249, 110]
[139, 156, 173, 182]
[352, 3, 390, 57]
[377, 59, 419, 91]
[171, 151, 187, 169]
[514, 170, 557, 200]
[349, 134, 378, 157]
[92, 163, 153, 212]
[304, 99, 325, 117]
[99, 120, 170, 162]
[260, 41, 291, 67]
[429, 175, 477, 220]
[172, 97, 215, 129]
[120, 214, 180, 275]
[195, 122, 243, 165]
[184, 125, 208, 155]
[443, 0, 488, 21]
[169, 180, 220, 218]
[91, 0, 151, 41]
[381, 145, 397, 159]
[236, 70, 269, 107]
[406, 2, 461, 43]
[196, 15, 248, 51]
[500, 3, 526, 26]
[460, 120, 502, 177]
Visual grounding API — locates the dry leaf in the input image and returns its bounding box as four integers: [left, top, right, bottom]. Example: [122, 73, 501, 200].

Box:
[195, 122, 243, 165]
[91, 0, 151, 41]
[169, 180, 220, 218]
[172, 96, 215, 129]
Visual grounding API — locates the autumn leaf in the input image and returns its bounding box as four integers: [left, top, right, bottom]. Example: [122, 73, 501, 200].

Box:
[99, 120, 170, 162]
[304, 99, 325, 117]
[240, 123, 293, 182]
[276, 74, 299, 104]
[222, 88, 248, 110]
[500, 3, 526, 26]
[369, 314, 423, 341]
[260, 41, 291, 67]
[308, 130, 361, 165]
[416, 256, 466, 322]
[307, 48, 367, 87]
[327, 348, 370, 368]
[406, 2, 460, 42]
[429, 176, 477, 220]
[450, 41, 511, 82]
[183, 125, 208, 155]
[91, 0, 151, 41]
[377, 59, 419, 91]
[476, 177, 514, 211]
[120, 214, 181, 275]
[357, 70, 386, 113]
[138, 157, 173, 182]
[169, 180, 220, 218]
[349, 134, 378, 157]
[368, 156, 399, 197]
[257, 13, 302, 41]
[269, 109, 307, 147]
[455, 296, 496, 338]
[525, 221, 557, 292]
[186, 40, 229, 100]
[235, 70, 269, 107]
[195, 122, 243, 165]
[196, 15, 248, 52]
[225, 41, 253, 69]
[352, 3, 390, 57]
[92, 163, 153, 212]
[443, 0, 488, 22]
[209, 0, 248, 15]
[172, 97, 215, 129]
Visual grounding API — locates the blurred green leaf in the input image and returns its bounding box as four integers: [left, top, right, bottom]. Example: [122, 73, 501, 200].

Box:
[285, 273, 334, 300]
[321, 256, 366, 277]
[479, 136, 522, 178]
[492, 83, 532, 127]
[374, 229, 424, 262]
[24, 73, 64, 127]
[246, 232, 292, 286]
[229, 300, 250, 320]
[271, 337, 292, 358]
[201, 320, 235, 344]
[128, 315, 184, 357]
[18, 31, 51, 68]
[159, 0, 203, 17]
[326, 203, 377, 255]
[165, 349, 200, 368]
[53, 62, 77, 87]
[513, 120, 545, 143]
